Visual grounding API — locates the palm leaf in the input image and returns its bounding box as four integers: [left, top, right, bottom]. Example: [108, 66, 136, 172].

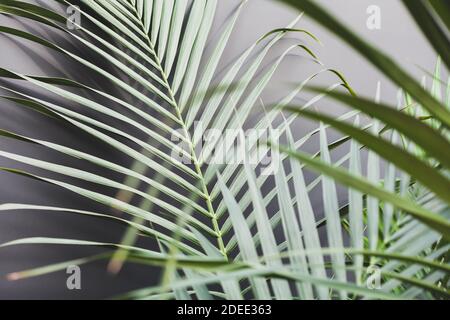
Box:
[0, 0, 447, 300]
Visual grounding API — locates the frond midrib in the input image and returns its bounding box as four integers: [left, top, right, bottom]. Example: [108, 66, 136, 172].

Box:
[128, 3, 227, 259]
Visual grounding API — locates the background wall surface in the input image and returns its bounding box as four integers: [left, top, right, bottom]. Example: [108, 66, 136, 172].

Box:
[0, 0, 440, 299]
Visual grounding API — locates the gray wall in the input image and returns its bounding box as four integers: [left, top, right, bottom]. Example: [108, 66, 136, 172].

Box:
[0, 0, 439, 299]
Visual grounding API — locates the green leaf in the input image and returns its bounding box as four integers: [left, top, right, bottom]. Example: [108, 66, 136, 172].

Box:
[275, 145, 450, 240]
[283, 107, 450, 206]
[278, 0, 450, 128]
[402, 0, 450, 71]
[304, 88, 450, 170]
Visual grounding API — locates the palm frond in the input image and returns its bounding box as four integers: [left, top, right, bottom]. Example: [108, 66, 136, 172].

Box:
[0, 0, 448, 300]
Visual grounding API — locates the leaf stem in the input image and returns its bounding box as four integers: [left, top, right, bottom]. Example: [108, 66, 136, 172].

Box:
[132, 6, 228, 260]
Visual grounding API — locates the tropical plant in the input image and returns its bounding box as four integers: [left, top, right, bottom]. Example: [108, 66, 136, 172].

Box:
[0, 0, 448, 300]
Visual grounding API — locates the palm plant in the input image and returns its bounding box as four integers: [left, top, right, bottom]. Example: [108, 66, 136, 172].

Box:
[0, 0, 448, 300]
